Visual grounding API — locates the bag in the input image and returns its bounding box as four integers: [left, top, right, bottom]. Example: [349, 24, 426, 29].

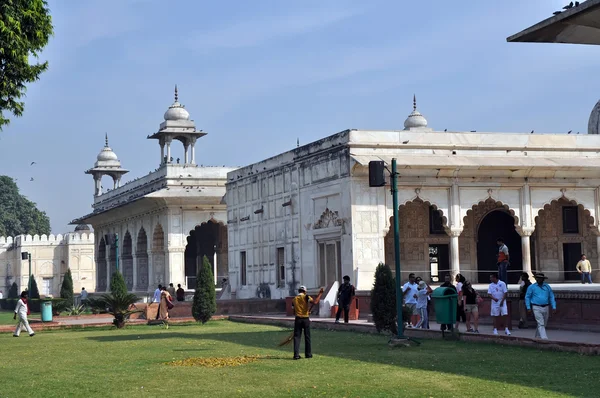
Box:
[166, 299, 174, 310]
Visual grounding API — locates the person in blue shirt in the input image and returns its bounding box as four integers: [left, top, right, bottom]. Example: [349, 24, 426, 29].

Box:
[525, 273, 557, 340]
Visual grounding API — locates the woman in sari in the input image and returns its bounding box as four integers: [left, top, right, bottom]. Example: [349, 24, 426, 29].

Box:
[156, 286, 173, 320]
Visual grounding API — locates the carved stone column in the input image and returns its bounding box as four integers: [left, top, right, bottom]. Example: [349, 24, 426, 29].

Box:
[132, 252, 138, 292]
[520, 228, 534, 277]
[450, 230, 462, 277]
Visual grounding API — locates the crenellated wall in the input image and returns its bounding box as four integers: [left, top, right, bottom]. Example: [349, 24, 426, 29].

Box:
[0, 232, 96, 298]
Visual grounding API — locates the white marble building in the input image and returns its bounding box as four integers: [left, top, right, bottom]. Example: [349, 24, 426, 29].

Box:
[226, 99, 600, 298]
[72, 88, 236, 293]
[0, 224, 95, 297]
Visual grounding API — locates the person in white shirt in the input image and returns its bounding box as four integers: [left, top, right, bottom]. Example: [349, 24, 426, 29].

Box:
[153, 285, 162, 303]
[488, 273, 511, 336]
[13, 291, 35, 337]
[413, 281, 432, 329]
[402, 273, 419, 327]
[0, 290, 3, 299]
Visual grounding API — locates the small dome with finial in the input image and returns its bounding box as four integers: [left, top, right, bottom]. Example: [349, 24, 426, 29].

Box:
[95, 134, 122, 167]
[74, 224, 90, 232]
[589, 99, 600, 135]
[164, 85, 190, 121]
[403, 95, 428, 130]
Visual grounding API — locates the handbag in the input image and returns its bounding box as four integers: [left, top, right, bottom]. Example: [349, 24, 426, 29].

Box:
[166, 298, 174, 310]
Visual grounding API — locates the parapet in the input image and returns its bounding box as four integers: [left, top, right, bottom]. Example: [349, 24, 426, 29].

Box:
[0, 232, 95, 247]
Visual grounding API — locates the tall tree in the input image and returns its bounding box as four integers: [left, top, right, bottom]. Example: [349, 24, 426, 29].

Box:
[0, 176, 50, 236]
[8, 282, 18, 298]
[60, 268, 74, 306]
[29, 274, 40, 299]
[0, 0, 53, 130]
[370, 263, 397, 335]
[192, 256, 216, 324]
[110, 271, 127, 296]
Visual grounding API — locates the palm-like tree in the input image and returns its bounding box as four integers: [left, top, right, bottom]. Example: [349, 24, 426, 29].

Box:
[87, 293, 141, 328]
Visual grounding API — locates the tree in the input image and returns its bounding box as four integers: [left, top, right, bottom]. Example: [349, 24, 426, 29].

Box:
[0, 176, 50, 236]
[110, 271, 127, 296]
[29, 274, 40, 299]
[87, 293, 141, 329]
[0, 0, 54, 130]
[370, 263, 397, 335]
[8, 282, 18, 298]
[192, 255, 216, 324]
[60, 268, 74, 306]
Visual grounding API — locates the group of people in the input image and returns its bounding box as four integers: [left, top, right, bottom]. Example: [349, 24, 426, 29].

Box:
[152, 283, 185, 320]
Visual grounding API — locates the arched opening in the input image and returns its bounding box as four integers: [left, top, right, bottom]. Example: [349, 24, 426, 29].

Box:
[152, 225, 166, 286]
[97, 238, 107, 292]
[534, 198, 597, 282]
[384, 199, 448, 282]
[122, 232, 133, 290]
[477, 210, 522, 284]
[136, 228, 149, 291]
[184, 220, 228, 289]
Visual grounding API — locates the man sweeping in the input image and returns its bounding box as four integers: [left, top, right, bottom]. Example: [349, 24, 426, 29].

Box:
[291, 285, 323, 360]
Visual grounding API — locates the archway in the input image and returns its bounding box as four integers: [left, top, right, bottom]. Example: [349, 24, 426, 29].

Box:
[152, 225, 166, 286]
[97, 238, 107, 292]
[184, 220, 228, 289]
[108, 239, 117, 283]
[122, 232, 133, 290]
[136, 228, 149, 291]
[384, 199, 449, 282]
[477, 210, 522, 283]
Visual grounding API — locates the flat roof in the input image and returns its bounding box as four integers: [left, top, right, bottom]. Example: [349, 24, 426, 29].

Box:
[507, 0, 600, 45]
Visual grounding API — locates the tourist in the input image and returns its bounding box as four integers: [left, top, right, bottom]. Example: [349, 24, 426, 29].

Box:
[156, 286, 173, 321]
[488, 273, 510, 336]
[80, 287, 88, 302]
[518, 272, 532, 329]
[455, 273, 466, 330]
[525, 273, 557, 341]
[576, 254, 593, 284]
[402, 273, 419, 327]
[413, 280, 432, 329]
[496, 237, 510, 283]
[153, 284, 162, 303]
[335, 275, 356, 324]
[416, 276, 431, 329]
[176, 284, 185, 302]
[13, 291, 34, 337]
[0, 290, 3, 299]
[462, 281, 480, 333]
[167, 283, 176, 297]
[440, 274, 457, 332]
[291, 285, 323, 360]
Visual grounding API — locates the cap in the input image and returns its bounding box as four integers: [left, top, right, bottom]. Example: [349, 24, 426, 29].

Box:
[299, 285, 307, 292]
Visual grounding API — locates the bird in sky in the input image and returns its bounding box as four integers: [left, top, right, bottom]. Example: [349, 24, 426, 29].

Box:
[30, 177, 34, 181]
[531, 130, 534, 134]
[30, 161, 36, 166]
[567, 130, 572, 134]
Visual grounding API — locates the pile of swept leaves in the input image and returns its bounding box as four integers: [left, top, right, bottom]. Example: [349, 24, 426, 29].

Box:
[166, 355, 273, 368]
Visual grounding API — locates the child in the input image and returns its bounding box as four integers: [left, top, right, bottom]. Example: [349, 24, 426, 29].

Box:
[413, 281, 432, 329]
[13, 291, 35, 337]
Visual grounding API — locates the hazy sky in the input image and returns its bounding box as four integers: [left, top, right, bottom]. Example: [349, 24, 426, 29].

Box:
[1, 0, 599, 234]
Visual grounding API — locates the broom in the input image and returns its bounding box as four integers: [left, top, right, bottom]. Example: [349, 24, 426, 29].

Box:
[278, 288, 324, 346]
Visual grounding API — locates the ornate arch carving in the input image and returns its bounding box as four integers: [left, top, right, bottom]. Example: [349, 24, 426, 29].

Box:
[314, 208, 343, 229]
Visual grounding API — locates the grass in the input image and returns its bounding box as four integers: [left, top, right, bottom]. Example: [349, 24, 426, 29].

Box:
[0, 310, 40, 325]
[1, 320, 598, 398]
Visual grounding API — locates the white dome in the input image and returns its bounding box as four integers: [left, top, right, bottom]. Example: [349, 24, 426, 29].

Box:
[164, 102, 190, 121]
[97, 146, 119, 162]
[589, 99, 600, 135]
[403, 95, 428, 130]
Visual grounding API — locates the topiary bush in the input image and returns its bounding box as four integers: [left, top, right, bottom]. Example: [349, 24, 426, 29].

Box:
[8, 282, 18, 299]
[60, 268, 74, 306]
[110, 271, 127, 296]
[370, 263, 397, 335]
[192, 255, 216, 324]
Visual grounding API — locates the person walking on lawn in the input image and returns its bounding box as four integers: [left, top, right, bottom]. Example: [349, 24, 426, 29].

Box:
[13, 291, 35, 337]
[335, 275, 356, 324]
[525, 273, 557, 341]
[291, 285, 323, 360]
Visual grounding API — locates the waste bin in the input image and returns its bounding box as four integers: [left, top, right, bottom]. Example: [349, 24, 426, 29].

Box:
[431, 287, 458, 325]
[41, 300, 53, 322]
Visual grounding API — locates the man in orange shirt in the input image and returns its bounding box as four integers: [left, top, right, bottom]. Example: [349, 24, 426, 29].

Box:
[291, 285, 322, 360]
[496, 237, 510, 283]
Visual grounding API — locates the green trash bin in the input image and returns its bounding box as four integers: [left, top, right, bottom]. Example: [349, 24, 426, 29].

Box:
[41, 300, 53, 322]
[431, 287, 458, 325]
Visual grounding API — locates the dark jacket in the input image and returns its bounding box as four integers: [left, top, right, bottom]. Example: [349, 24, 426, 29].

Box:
[519, 280, 532, 300]
[337, 283, 355, 304]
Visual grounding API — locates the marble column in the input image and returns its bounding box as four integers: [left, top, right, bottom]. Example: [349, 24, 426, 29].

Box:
[450, 231, 461, 277]
[132, 253, 138, 292]
[105, 240, 111, 291]
[190, 138, 196, 165]
[184, 144, 189, 164]
[160, 142, 165, 164]
[94, 177, 102, 196]
[166, 141, 172, 163]
[521, 230, 534, 277]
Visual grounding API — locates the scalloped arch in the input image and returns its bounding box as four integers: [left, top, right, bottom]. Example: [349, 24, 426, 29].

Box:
[464, 198, 520, 233]
[535, 197, 595, 226]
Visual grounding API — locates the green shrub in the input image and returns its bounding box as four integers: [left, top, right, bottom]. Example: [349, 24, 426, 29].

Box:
[370, 263, 397, 335]
[8, 282, 18, 299]
[29, 275, 40, 299]
[192, 255, 216, 324]
[60, 268, 74, 306]
[87, 293, 141, 328]
[110, 271, 127, 296]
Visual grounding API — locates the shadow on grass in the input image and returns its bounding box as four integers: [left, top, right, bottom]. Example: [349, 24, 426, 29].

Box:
[86, 325, 600, 396]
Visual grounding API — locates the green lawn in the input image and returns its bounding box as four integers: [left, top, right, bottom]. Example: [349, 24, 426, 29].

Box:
[1, 320, 598, 397]
[0, 310, 40, 325]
